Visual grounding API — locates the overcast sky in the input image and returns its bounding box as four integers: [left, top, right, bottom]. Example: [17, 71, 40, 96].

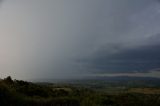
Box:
[0, 0, 160, 80]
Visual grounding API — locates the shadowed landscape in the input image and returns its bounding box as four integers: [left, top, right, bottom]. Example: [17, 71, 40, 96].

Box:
[1, 76, 160, 106]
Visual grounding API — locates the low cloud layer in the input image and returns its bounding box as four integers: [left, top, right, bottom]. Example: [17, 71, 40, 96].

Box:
[84, 35, 160, 73]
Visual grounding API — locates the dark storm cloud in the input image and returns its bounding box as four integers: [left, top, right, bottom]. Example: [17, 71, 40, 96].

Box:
[72, 0, 160, 75]
[79, 34, 160, 73]
[96, 46, 160, 73]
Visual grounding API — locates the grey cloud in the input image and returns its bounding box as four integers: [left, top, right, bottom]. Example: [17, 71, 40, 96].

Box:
[0, 0, 160, 79]
[81, 37, 160, 73]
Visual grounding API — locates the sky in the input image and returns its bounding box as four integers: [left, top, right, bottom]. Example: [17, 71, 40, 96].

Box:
[0, 0, 160, 80]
